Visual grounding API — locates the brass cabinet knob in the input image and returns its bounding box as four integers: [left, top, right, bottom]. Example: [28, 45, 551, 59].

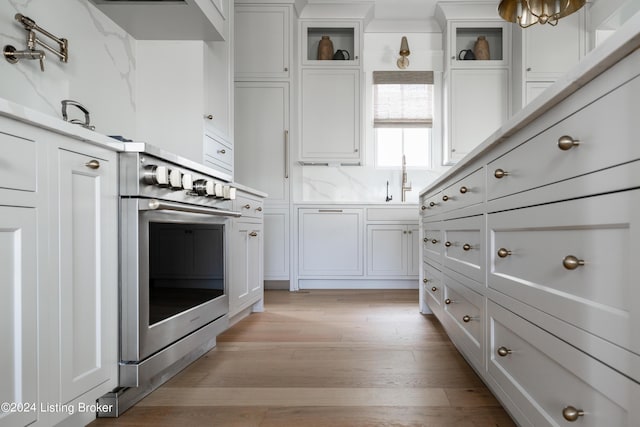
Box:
[497, 248, 512, 258]
[442, 195, 449, 201]
[562, 406, 584, 422]
[423, 278, 428, 283]
[429, 201, 437, 207]
[421, 205, 427, 210]
[205, 114, 213, 120]
[423, 237, 428, 243]
[558, 135, 580, 151]
[497, 346, 512, 357]
[431, 239, 439, 244]
[243, 204, 251, 209]
[256, 207, 263, 212]
[494, 168, 509, 179]
[249, 231, 258, 237]
[459, 186, 468, 194]
[218, 149, 226, 154]
[431, 286, 437, 292]
[445, 241, 452, 247]
[445, 298, 452, 305]
[563, 255, 585, 270]
[85, 160, 100, 169]
[462, 315, 471, 323]
[462, 243, 472, 251]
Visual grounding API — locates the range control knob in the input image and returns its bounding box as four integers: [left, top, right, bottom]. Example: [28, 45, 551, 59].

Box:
[228, 187, 236, 200]
[214, 182, 224, 198]
[168, 168, 182, 189]
[143, 165, 168, 186]
[223, 185, 233, 200]
[192, 179, 209, 196]
[205, 180, 215, 196]
[181, 173, 193, 191]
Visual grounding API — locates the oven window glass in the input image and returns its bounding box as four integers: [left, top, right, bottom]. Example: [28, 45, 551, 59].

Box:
[148, 223, 224, 325]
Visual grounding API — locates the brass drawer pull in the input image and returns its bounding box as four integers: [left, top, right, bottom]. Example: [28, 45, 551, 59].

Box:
[562, 406, 584, 422]
[445, 241, 452, 247]
[462, 315, 472, 323]
[497, 248, 512, 258]
[218, 149, 226, 154]
[431, 239, 439, 244]
[431, 286, 437, 292]
[243, 204, 251, 209]
[497, 346, 512, 357]
[423, 237, 428, 243]
[445, 298, 452, 305]
[249, 231, 258, 237]
[459, 186, 468, 194]
[563, 255, 585, 270]
[462, 243, 472, 251]
[429, 201, 437, 207]
[442, 195, 449, 201]
[421, 205, 427, 210]
[422, 278, 428, 283]
[256, 207, 263, 212]
[85, 160, 100, 169]
[494, 168, 509, 179]
[557, 135, 580, 151]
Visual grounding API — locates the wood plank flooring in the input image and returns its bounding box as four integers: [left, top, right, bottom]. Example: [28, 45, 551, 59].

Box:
[90, 290, 515, 426]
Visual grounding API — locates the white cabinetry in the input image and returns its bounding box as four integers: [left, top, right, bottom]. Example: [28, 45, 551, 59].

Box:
[298, 20, 363, 164]
[264, 207, 290, 280]
[229, 191, 265, 318]
[235, 5, 290, 80]
[0, 116, 118, 427]
[436, 3, 511, 165]
[367, 224, 419, 277]
[298, 208, 363, 277]
[418, 40, 640, 427]
[300, 68, 361, 163]
[137, 35, 233, 177]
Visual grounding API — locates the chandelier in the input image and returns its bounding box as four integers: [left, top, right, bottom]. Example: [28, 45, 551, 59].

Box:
[498, 0, 586, 28]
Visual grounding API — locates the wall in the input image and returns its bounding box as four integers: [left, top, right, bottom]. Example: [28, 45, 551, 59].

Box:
[298, 27, 450, 204]
[0, 0, 136, 138]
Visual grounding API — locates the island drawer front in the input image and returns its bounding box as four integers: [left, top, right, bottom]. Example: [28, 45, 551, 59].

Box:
[422, 221, 443, 264]
[235, 193, 264, 219]
[420, 191, 442, 216]
[439, 168, 485, 214]
[423, 261, 443, 312]
[0, 128, 37, 192]
[488, 300, 635, 427]
[488, 190, 634, 353]
[443, 274, 483, 369]
[443, 215, 484, 283]
[487, 73, 640, 201]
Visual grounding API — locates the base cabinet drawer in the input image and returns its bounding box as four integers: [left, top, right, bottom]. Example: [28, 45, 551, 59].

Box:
[439, 168, 485, 214]
[443, 215, 484, 283]
[442, 274, 483, 371]
[422, 221, 443, 264]
[489, 190, 635, 353]
[423, 262, 443, 318]
[488, 300, 637, 427]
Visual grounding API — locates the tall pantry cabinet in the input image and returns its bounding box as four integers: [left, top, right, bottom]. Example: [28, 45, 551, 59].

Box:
[234, 2, 293, 284]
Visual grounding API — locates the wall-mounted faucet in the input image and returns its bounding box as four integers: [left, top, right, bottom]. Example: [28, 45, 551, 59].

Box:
[3, 14, 68, 72]
[401, 155, 412, 202]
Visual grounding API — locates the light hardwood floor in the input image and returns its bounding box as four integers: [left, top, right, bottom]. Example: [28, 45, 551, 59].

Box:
[91, 290, 515, 426]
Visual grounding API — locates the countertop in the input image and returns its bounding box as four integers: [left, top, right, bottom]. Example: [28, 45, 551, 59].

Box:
[420, 9, 640, 196]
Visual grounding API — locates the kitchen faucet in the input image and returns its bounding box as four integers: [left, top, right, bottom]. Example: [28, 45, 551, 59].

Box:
[401, 154, 412, 202]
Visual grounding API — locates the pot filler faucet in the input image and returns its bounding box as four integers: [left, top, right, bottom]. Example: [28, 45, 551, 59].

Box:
[401, 154, 412, 202]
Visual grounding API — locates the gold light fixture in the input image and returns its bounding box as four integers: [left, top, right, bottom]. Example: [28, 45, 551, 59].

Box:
[397, 36, 410, 69]
[498, 0, 586, 28]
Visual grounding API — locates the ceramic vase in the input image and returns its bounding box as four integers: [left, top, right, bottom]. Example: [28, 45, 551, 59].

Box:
[317, 35, 334, 60]
[473, 36, 490, 60]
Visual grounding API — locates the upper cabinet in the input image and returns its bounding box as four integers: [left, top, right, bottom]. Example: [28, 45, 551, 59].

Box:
[234, 5, 291, 80]
[447, 21, 510, 69]
[301, 21, 361, 67]
[89, 0, 228, 40]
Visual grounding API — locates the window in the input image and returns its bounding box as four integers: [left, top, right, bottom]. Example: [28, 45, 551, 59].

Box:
[373, 71, 434, 168]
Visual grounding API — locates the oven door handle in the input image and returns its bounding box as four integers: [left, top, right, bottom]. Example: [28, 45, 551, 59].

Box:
[141, 199, 242, 218]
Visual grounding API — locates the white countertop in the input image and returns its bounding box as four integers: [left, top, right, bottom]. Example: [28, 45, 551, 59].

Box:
[0, 97, 125, 152]
[420, 9, 640, 196]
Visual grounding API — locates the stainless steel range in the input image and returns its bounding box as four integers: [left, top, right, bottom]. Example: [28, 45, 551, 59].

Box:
[99, 143, 240, 416]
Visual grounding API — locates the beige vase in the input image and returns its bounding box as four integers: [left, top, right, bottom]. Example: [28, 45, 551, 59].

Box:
[317, 35, 334, 60]
[473, 36, 490, 60]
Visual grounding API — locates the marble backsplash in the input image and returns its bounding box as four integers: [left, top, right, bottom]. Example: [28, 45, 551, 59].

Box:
[0, 0, 136, 138]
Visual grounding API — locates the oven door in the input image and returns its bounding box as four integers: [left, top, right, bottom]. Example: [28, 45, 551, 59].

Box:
[120, 198, 239, 363]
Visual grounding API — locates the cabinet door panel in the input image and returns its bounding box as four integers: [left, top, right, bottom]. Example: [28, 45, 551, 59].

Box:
[299, 209, 363, 276]
[448, 69, 509, 162]
[230, 221, 263, 316]
[264, 209, 289, 280]
[235, 83, 289, 203]
[300, 69, 360, 161]
[367, 225, 406, 276]
[0, 206, 37, 427]
[57, 149, 113, 403]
